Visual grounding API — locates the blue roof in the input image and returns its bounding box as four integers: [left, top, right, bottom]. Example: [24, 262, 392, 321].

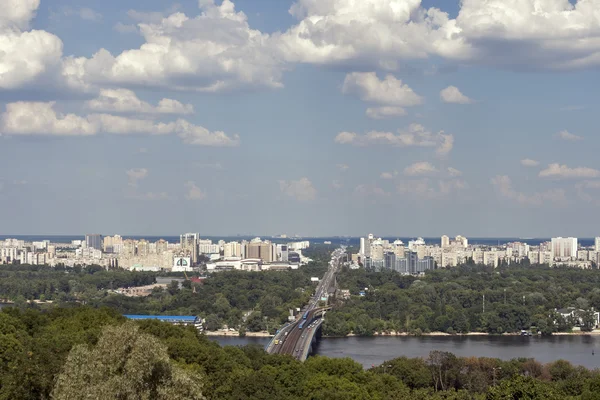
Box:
[124, 315, 198, 322]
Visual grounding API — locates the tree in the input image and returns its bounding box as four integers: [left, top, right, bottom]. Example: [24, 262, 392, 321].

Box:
[52, 322, 204, 400]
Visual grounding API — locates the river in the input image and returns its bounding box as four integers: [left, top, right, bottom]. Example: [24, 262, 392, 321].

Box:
[210, 335, 600, 369]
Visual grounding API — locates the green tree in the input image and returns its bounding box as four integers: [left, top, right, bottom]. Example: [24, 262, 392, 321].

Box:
[52, 322, 204, 400]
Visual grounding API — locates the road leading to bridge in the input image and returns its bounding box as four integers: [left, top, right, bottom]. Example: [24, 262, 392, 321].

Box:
[265, 247, 344, 360]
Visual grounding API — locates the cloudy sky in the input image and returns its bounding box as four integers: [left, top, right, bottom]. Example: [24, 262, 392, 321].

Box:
[1, 0, 600, 237]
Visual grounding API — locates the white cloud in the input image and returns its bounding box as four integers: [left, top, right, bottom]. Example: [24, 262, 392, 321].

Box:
[126, 168, 148, 187]
[539, 163, 600, 179]
[440, 86, 473, 104]
[335, 123, 453, 156]
[86, 89, 194, 115]
[185, 181, 207, 200]
[0, 0, 63, 90]
[366, 106, 407, 119]
[521, 159, 540, 167]
[555, 130, 582, 141]
[404, 162, 438, 176]
[63, 0, 284, 92]
[380, 171, 397, 179]
[278, 0, 467, 67]
[491, 175, 566, 206]
[342, 72, 423, 107]
[279, 177, 317, 202]
[0, 0, 39, 30]
[0, 102, 97, 136]
[278, 0, 600, 71]
[0, 102, 239, 146]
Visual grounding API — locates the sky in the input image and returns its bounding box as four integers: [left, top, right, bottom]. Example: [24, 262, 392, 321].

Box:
[1, 0, 600, 237]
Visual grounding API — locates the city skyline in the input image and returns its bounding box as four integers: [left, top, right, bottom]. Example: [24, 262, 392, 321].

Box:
[1, 0, 600, 236]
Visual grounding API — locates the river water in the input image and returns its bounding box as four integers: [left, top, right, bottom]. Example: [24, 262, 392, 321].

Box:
[211, 335, 600, 369]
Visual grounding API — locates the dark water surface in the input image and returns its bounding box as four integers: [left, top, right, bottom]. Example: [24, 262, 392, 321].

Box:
[211, 335, 600, 369]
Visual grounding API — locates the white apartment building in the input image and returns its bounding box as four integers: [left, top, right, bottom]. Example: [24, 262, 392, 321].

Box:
[551, 237, 578, 260]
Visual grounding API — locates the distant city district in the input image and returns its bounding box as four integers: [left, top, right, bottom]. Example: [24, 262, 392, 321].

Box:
[356, 234, 600, 271]
[0, 233, 311, 272]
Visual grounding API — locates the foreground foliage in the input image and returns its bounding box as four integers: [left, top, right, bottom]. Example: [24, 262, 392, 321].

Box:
[1, 307, 599, 399]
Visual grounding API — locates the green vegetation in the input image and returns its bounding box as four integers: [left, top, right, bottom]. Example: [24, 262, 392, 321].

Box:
[0, 306, 599, 399]
[0, 264, 154, 303]
[326, 263, 600, 336]
[0, 260, 327, 333]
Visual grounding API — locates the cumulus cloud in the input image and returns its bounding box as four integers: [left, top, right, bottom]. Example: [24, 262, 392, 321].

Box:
[279, 177, 317, 202]
[440, 86, 473, 104]
[0, 102, 97, 136]
[278, 0, 468, 67]
[380, 171, 398, 179]
[185, 181, 207, 200]
[521, 159, 540, 167]
[0, 102, 239, 146]
[335, 123, 453, 156]
[278, 0, 600, 71]
[342, 72, 422, 118]
[404, 162, 438, 176]
[0, 0, 40, 30]
[0, 0, 63, 90]
[539, 163, 600, 179]
[555, 130, 582, 141]
[491, 175, 566, 206]
[343, 72, 423, 105]
[63, 0, 284, 92]
[86, 89, 194, 115]
[126, 168, 148, 187]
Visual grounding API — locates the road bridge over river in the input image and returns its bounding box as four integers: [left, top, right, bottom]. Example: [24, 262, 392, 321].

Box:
[265, 248, 343, 361]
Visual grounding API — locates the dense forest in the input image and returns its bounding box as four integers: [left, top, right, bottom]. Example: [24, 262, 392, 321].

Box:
[1, 306, 599, 399]
[0, 253, 329, 333]
[325, 264, 600, 336]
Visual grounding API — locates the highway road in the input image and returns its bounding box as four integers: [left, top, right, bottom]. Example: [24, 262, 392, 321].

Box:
[267, 247, 345, 359]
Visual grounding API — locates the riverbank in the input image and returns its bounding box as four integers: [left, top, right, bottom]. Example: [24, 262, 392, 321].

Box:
[341, 329, 600, 337]
[204, 330, 272, 337]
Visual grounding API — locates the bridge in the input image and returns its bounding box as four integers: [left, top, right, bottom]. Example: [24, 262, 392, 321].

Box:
[265, 248, 343, 361]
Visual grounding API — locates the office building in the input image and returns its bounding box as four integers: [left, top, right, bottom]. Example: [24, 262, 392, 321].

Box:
[441, 235, 450, 248]
[85, 234, 102, 251]
[180, 233, 199, 264]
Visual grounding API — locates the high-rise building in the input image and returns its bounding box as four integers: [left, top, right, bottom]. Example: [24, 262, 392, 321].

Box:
[180, 233, 199, 263]
[595, 237, 600, 252]
[551, 237, 578, 260]
[85, 234, 102, 251]
[441, 235, 450, 248]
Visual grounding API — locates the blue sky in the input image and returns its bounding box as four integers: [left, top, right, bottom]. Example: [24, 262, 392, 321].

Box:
[1, 0, 599, 237]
